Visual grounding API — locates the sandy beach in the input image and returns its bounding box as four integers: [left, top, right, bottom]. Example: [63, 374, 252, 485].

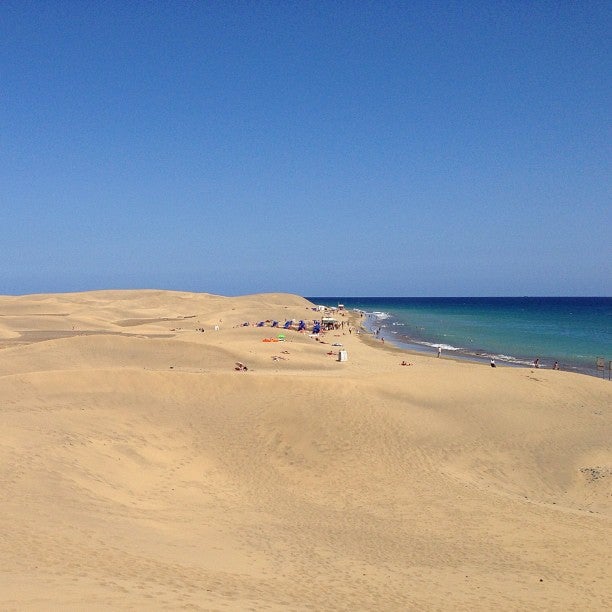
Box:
[0, 290, 610, 610]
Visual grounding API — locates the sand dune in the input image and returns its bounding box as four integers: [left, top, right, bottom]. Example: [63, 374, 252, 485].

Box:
[0, 290, 610, 610]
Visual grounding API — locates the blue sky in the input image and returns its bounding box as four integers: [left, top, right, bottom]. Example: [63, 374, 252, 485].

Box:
[1, 1, 610, 296]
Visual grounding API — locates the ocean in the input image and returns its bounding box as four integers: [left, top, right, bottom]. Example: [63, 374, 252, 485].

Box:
[307, 297, 612, 377]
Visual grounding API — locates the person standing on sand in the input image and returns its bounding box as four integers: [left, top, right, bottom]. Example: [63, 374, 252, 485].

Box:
[437, 346, 442, 358]
[490, 358, 496, 368]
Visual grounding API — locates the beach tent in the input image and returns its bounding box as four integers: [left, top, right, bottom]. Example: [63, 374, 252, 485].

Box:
[322, 317, 337, 330]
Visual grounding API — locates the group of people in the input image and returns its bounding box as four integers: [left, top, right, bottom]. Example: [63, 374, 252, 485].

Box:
[490, 357, 560, 369]
[533, 358, 560, 370]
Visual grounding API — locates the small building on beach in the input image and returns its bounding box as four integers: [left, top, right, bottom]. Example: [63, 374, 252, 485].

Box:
[322, 317, 338, 330]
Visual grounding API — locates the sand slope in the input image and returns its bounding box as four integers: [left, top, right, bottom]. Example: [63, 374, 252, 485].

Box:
[0, 290, 610, 610]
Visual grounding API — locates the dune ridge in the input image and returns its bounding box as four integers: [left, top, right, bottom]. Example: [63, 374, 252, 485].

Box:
[1, 290, 610, 610]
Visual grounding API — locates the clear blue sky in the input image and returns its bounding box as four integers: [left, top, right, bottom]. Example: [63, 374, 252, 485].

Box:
[1, 1, 610, 296]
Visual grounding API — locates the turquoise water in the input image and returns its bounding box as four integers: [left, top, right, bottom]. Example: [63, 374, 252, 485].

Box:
[308, 297, 612, 376]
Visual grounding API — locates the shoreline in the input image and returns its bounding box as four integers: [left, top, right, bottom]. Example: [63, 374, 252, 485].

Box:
[343, 306, 608, 379]
[353, 310, 527, 370]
